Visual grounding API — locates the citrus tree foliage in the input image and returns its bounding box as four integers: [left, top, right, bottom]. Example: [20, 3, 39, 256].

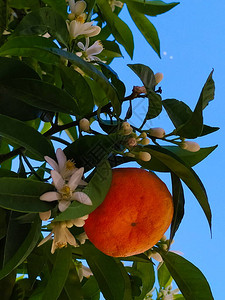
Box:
[0, 0, 217, 299]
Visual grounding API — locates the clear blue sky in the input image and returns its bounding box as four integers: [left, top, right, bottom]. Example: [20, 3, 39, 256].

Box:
[110, 1, 225, 299]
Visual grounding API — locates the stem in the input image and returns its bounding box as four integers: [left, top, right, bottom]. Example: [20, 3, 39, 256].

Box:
[50, 136, 70, 146]
[20, 152, 43, 181]
[0, 147, 24, 164]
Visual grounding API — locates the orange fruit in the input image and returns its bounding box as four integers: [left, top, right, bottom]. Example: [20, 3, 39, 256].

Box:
[84, 168, 174, 257]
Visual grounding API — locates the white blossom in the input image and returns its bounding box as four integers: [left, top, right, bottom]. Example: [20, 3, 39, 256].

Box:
[180, 141, 200, 152]
[76, 38, 103, 61]
[109, 0, 123, 12]
[69, 0, 86, 16]
[40, 168, 92, 212]
[68, 20, 101, 40]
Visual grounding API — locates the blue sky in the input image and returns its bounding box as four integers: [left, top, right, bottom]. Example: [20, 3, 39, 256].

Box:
[110, 1, 225, 299]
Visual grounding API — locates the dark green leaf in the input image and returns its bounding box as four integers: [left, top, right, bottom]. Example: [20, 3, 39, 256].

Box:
[0, 215, 41, 280]
[1, 78, 80, 116]
[0, 269, 16, 299]
[0, 0, 8, 37]
[59, 113, 78, 142]
[170, 173, 184, 243]
[138, 145, 212, 230]
[42, 247, 72, 300]
[0, 177, 55, 212]
[0, 36, 60, 64]
[45, 48, 121, 115]
[82, 242, 132, 300]
[27, 246, 46, 286]
[97, 0, 134, 58]
[8, 0, 40, 9]
[82, 276, 100, 299]
[127, 5, 160, 56]
[125, 0, 179, 16]
[64, 260, 83, 300]
[0, 114, 55, 161]
[138, 145, 217, 172]
[42, 0, 68, 19]
[97, 62, 126, 99]
[161, 252, 214, 300]
[157, 262, 172, 288]
[146, 91, 162, 119]
[54, 160, 112, 221]
[128, 63, 156, 89]
[163, 98, 192, 129]
[0, 139, 13, 170]
[59, 65, 94, 116]
[64, 133, 123, 171]
[97, 117, 119, 134]
[176, 71, 215, 138]
[133, 262, 155, 300]
[200, 125, 219, 136]
[12, 7, 69, 46]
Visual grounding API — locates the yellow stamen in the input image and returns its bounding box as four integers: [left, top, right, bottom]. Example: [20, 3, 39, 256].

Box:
[60, 185, 72, 200]
[66, 160, 75, 170]
[76, 15, 85, 23]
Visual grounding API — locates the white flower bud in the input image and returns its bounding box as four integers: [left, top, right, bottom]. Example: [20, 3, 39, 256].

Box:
[68, 12, 75, 21]
[148, 127, 165, 138]
[127, 137, 137, 147]
[139, 132, 147, 138]
[79, 118, 90, 132]
[180, 141, 200, 152]
[133, 86, 147, 94]
[137, 152, 151, 162]
[154, 72, 163, 85]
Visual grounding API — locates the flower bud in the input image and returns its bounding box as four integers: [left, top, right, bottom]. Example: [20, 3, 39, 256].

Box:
[79, 118, 90, 132]
[137, 151, 151, 162]
[148, 127, 165, 138]
[180, 141, 200, 152]
[154, 72, 163, 85]
[141, 138, 150, 146]
[127, 137, 137, 147]
[133, 86, 147, 94]
[139, 132, 147, 138]
[121, 122, 133, 135]
[39, 210, 51, 221]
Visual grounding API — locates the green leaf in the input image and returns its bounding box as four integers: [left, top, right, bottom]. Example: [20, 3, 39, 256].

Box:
[138, 145, 212, 230]
[160, 252, 214, 300]
[0, 177, 55, 212]
[139, 145, 217, 172]
[0, 114, 55, 161]
[163, 98, 192, 129]
[59, 113, 78, 142]
[133, 262, 155, 300]
[54, 160, 112, 221]
[124, 0, 179, 16]
[82, 276, 100, 299]
[200, 125, 219, 136]
[81, 242, 132, 300]
[12, 7, 69, 46]
[0, 269, 16, 300]
[128, 64, 156, 89]
[0, 36, 60, 64]
[97, 0, 134, 58]
[64, 133, 123, 171]
[0, 0, 8, 37]
[146, 91, 162, 119]
[0, 215, 41, 280]
[170, 173, 184, 243]
[97, 62, 126, 100]
[59, 65, 94, 116]
[8, 0, 40, 9]
[157, 262, 172, 288]
[42, 247, 72, 300]
[45, 48, 121, 116]
[1, 78, 80, 116]
[0, 138, 12, 170]
[64, 260, 83, 300]
[127, 5, 160, 56]
[42, 0, 68, 19]
[176, 71, 215, 138]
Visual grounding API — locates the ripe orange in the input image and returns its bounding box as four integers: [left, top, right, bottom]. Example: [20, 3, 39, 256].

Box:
[84, 168, 174, 257]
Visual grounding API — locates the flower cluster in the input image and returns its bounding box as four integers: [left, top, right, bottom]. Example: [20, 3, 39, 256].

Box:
[66, 0, 104, 62]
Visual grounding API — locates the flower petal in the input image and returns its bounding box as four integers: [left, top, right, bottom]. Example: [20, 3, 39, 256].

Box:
[38, 232, 52, 247]
[71, 192, 92, 205]
[65, 228, 78, 246]
[44, 156, 59, 172]
[73, 0, 87, 16]
[56, 148, 67, 173]
[51, 170, 65, 191]
[39, 210, 51, 221]
[58, 200, 71, 212]
[77, 41, 85, 51]
[40, 191, 61, 202]
[73, 218, 85, 227]
[68, 167, 84, 191]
